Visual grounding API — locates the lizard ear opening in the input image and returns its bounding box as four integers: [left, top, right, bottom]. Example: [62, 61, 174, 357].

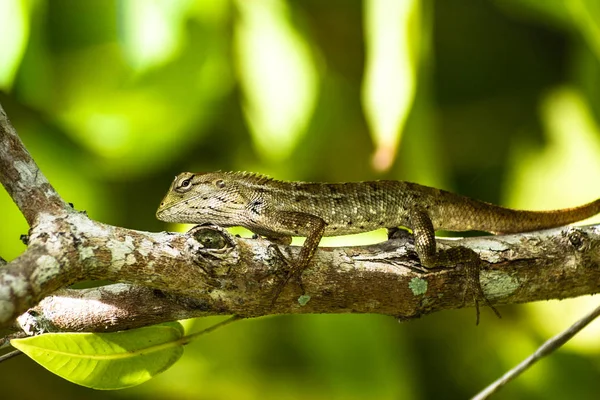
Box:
[214, 179, 225, 189]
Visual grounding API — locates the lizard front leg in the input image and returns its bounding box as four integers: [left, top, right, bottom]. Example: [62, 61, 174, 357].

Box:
[408, 209, 500, 324]
[261, 211, 327, 306]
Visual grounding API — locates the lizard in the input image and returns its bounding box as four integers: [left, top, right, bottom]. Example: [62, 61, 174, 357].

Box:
[156, 171, 600, 323]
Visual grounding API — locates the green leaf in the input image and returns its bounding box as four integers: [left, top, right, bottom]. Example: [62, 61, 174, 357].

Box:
[10, 322, 185, 390]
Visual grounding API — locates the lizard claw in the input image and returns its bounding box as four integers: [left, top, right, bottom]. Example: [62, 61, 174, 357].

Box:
[270, 270, 304, 307]
[462, 262, 501, 325]
[268, 244, 305, 307]
[270, 283, 286, 307]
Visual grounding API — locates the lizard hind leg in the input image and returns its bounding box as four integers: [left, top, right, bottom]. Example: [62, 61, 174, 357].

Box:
[409, 209, 501, 324]
[262, 211, 327, 308]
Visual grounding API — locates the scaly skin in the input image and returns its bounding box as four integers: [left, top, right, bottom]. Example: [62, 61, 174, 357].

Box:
[156, 171, 600, 322]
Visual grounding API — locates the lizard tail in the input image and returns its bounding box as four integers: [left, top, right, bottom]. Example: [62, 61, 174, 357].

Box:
[474, 197, 600, 234]
[429, 186, 600, 234]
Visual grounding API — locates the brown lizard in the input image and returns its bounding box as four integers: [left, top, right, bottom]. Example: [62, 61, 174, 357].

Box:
[156, 171, 600, 322]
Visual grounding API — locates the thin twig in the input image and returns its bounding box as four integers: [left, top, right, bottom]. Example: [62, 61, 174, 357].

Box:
[473, 303, 600, 400]
[0, 349, 23, 363]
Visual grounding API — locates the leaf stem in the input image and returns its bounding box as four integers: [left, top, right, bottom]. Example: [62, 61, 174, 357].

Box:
[180, 315, 242, 346]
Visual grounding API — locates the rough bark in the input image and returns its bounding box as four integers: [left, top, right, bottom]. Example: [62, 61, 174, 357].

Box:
[1, 102, 600, 334]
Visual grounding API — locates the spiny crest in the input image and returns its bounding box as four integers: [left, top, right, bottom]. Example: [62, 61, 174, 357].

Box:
[223, 171, 277, 185]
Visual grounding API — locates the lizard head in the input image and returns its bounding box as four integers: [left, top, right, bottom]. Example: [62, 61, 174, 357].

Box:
[156, 172, 250, 225]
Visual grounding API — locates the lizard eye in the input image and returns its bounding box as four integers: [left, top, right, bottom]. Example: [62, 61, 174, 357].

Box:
[176, 177, 193, 192]
[214, 179, 225, 189]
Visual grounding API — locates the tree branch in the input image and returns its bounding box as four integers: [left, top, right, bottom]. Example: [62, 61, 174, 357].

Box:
[3, 221, 600, 332]
[16, 284, 213, 333]
[1, 101, 600, 334]
[0, 104, 67, 225]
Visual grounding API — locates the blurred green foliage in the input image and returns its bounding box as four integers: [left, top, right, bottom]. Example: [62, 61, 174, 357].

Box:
[2, 0, 600, 399]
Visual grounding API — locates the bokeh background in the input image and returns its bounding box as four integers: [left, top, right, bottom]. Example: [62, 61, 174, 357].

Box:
[2, 0, 600, 399]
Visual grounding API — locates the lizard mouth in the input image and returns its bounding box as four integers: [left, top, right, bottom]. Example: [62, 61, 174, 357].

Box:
[155, 206, 173, 221]
[156, 194, 204, 221]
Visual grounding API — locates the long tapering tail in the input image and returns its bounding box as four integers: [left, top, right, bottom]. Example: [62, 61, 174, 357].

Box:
[430, 189, 600, 234]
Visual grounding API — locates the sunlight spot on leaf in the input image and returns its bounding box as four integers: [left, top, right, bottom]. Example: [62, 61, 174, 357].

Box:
[362, 0, 421, 171]
[0, 0, 29, 90]
[234, 0, 318, 162]
[120, 0, 191, 71]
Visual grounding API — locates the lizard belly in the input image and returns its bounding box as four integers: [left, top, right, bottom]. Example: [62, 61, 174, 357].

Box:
[267, 219, 392, 238]
[314, 203, 409, 236]
[321, 220, 398, 236]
